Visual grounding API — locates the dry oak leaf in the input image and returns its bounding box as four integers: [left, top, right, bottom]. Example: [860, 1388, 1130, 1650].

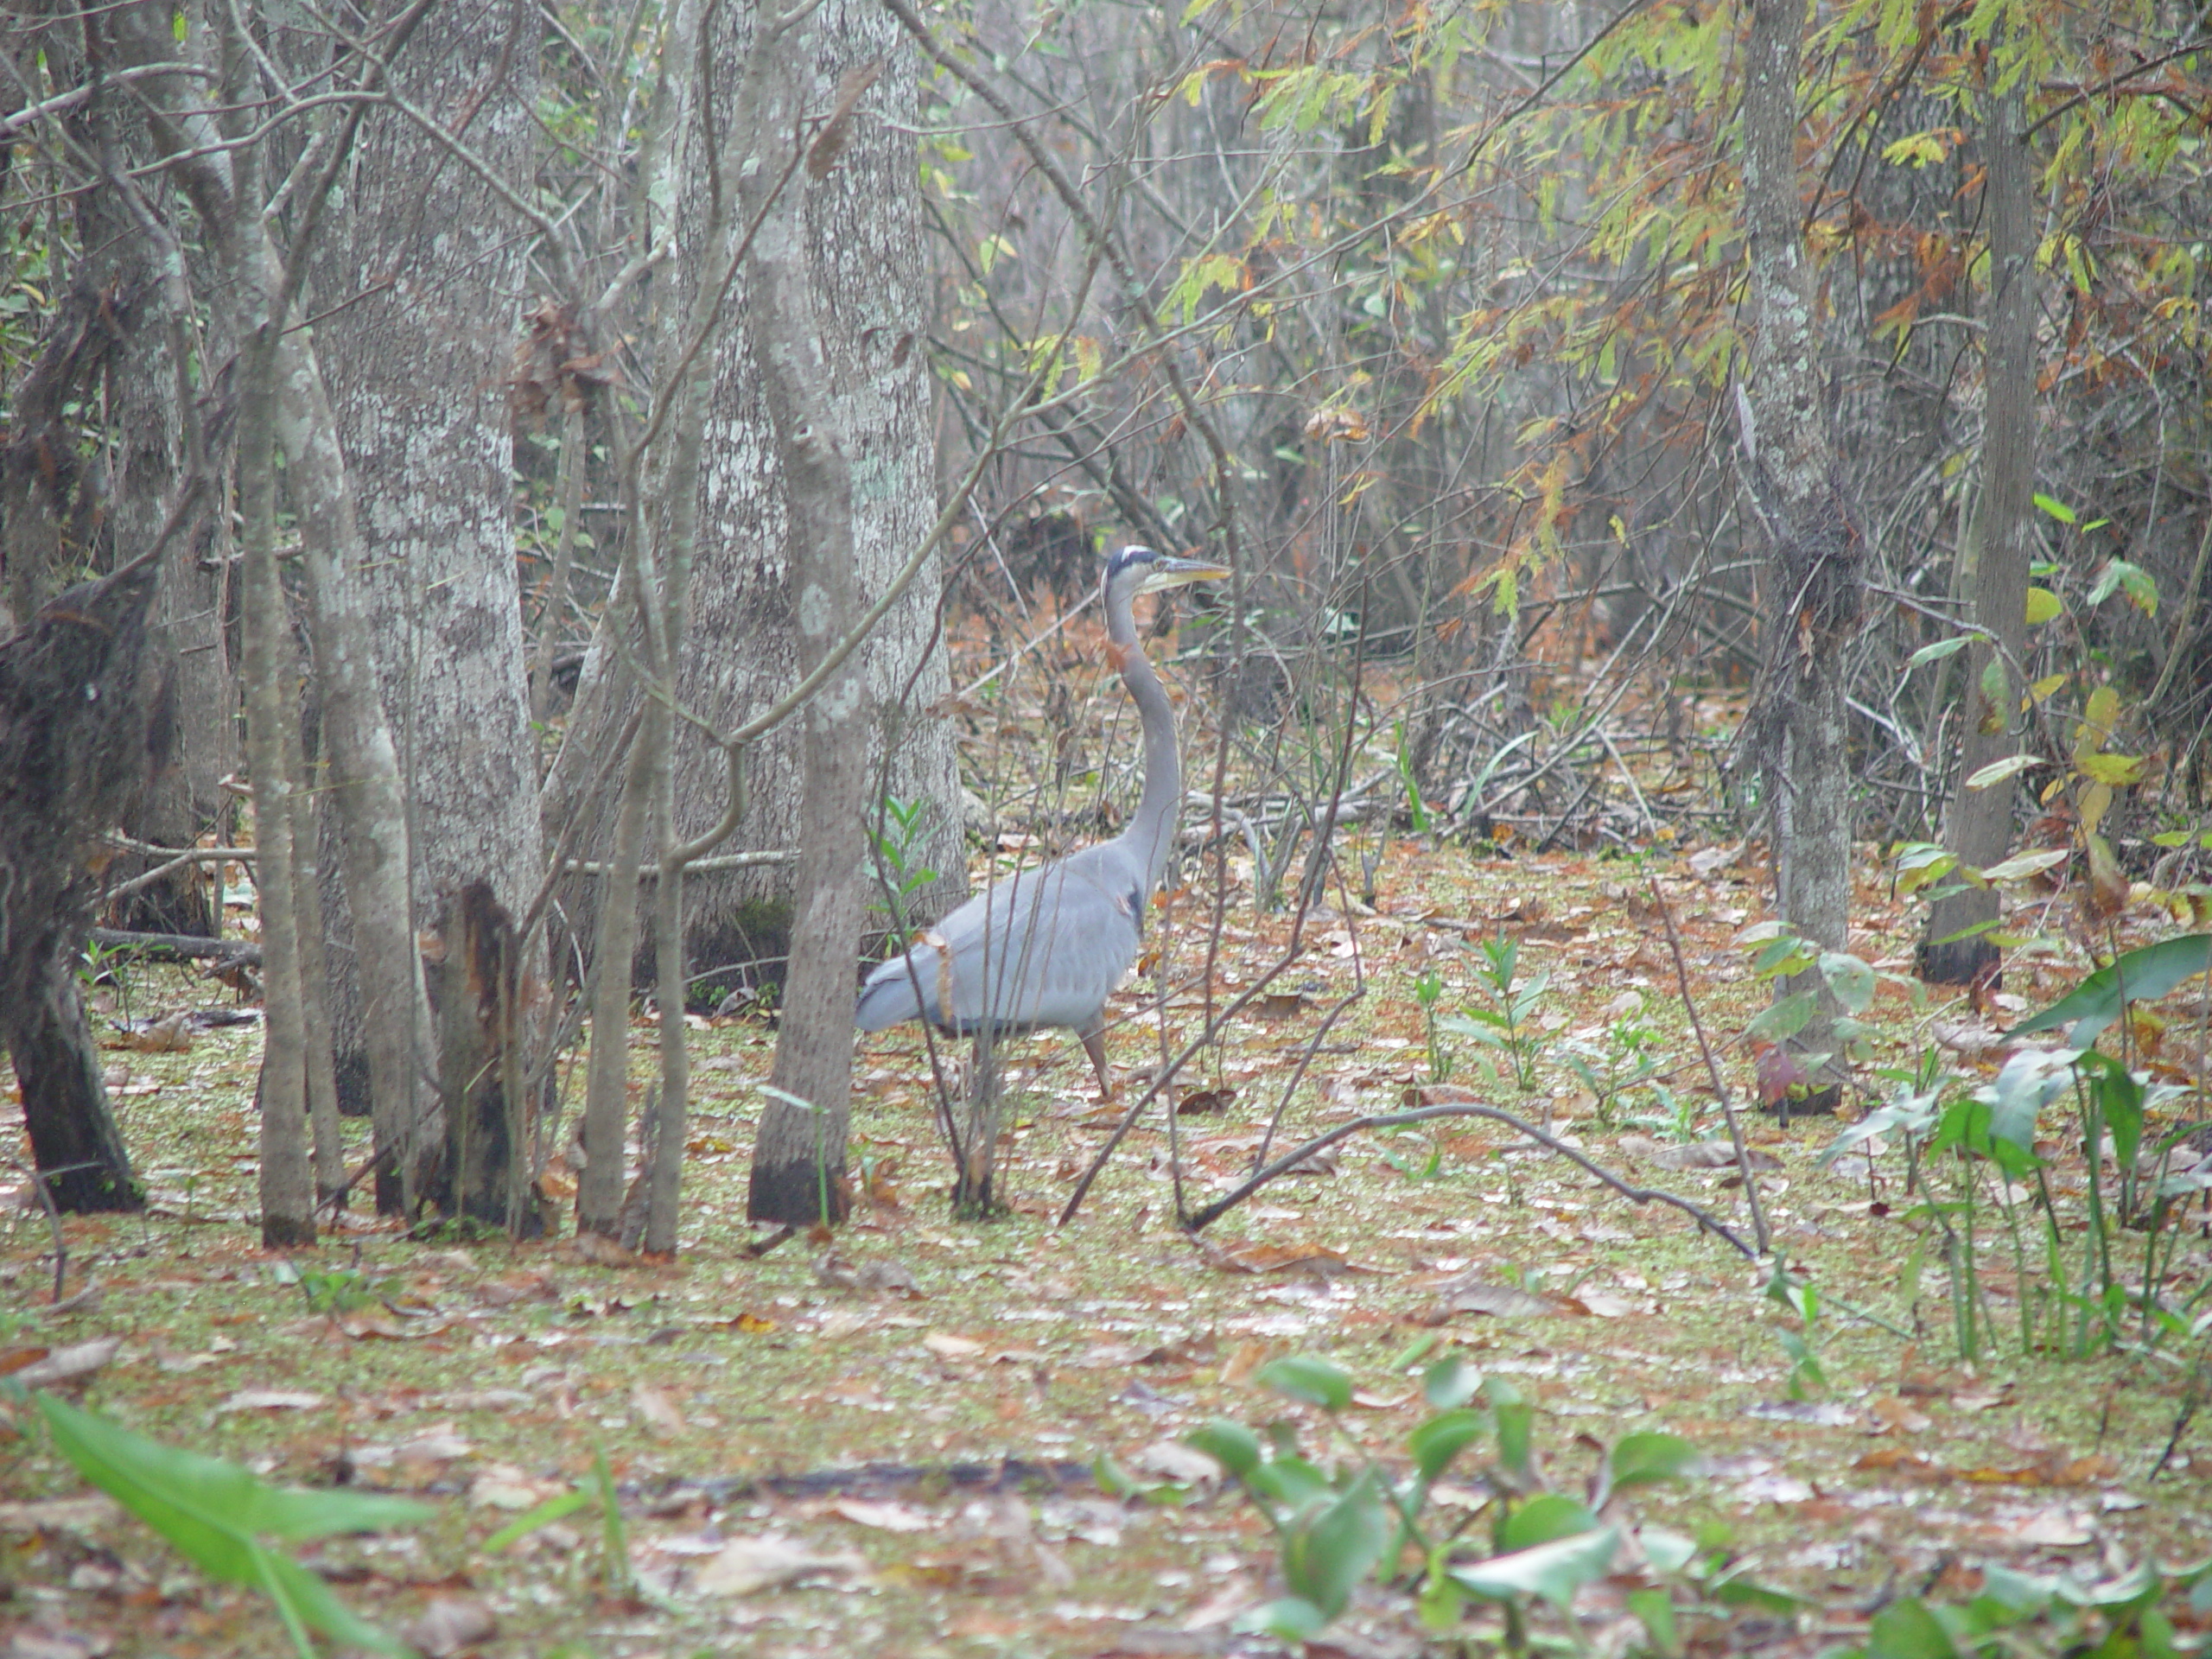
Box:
[470, 1467, 569, 1514]
[1133, 1440, 1224, 1485]
[108, 1012, 193, 1052]
[3, 1623, 115, 1659]
[1852, 1447, 1944, 1480]
[693, 1535, 868, 1597]
[475, 1272, 561, 1307]
[402, 1595, 498, 1658]
[702, 1310, 778, 1333]
[1618, 1135, 1781, 1172]
[336, 1312, 457, 1341]
[348, 1427, 474, 1470]
[856, 1258, 920, 1296]
[0, 1496, 120, 1535]
[1430, 1273, 1587, 1319]
[1869, 1396, 1935, 1435]
[1194, 1237, 1353, 1279]
[825, 1497, 936, 1533]
[1962, 1453, 2120, 1486]
[218, 1389, 327, 1413]
[2012, 1510, 2095, 1548]
[2, 1338, 121, 1390]
[631, 1383, 685, 1433]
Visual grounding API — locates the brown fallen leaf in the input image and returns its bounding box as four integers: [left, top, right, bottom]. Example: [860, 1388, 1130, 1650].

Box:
[1432, 1275, 1586, 1319]
[1618, 1135, 1781, 1172]
[2012, 1509, 2095, 1547]
[403, 1595, 498, 1658]
[702, 1310, 779, 1333]
[923, 1332, 986, 1358]
[108, 1011, 193, 1052]
[1132, 1440, 1224, 1485]
[856, 1258, 920, 1296]
[1181, 1579, 1265, 1632]
[349, 1427, 474, 1471]
[1961, 1453, 2120, 1486]
[1688, 842, 1745, 879]
[1175, 1087, 1236, 1116]
[1853, 1447, 1943, 1479]
[475, 1272, 561, 1307]
[1219, 1341, 1271, 1385]
[632, 1382, 685, 1433]
[0, 1496, 121, 1535]
[694, 1535, 868, 1596]
[825, 1497, 935, 1532]
[1869, 1395, 1934, 1435]
[0, 1620, 115, 1659]
[1192, 1236, 1351, 1280]
[1281, 1144, 1341, 1176]
[471, 1468, 570, 1514]
[338, 1312, 456, 1341]
[815, 1250, 919, 1296]
[1408, 1082, 1484, 1108]
[217, 1389, 328, 1413]
[2, 1338, 121, 1390]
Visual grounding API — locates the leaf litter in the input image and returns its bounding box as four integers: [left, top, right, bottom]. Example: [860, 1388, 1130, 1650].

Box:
[3, 833, 2210, 1656]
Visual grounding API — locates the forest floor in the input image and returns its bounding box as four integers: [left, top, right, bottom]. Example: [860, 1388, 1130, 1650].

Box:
[6, 823, 2212, 1659]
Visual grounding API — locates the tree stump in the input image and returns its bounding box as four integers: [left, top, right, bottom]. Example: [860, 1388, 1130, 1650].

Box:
[0, 563, 175, 1211]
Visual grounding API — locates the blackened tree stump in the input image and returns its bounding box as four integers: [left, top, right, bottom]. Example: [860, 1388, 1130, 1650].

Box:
[0, 563, 175, 1211]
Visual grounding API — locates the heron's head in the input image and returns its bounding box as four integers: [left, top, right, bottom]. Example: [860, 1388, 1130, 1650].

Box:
[1103, 544, 1232, 599]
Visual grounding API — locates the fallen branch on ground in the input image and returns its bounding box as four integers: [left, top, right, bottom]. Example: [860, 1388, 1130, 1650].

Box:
[1182, 1099, 1759, 1259]
[88, 929, 262, 969]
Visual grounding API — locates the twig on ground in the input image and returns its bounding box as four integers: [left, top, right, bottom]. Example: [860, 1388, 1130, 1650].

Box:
[7, 1157, 69, 1303]
[1182, 1100, 1758, 1258]
[1646, 873, 1771, 1255]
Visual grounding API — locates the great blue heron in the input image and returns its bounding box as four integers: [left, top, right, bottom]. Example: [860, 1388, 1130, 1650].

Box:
[856, 544, 1230, 1096]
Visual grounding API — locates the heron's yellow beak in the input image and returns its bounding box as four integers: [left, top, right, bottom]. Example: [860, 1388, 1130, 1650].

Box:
[1137, 556, 1232, 594]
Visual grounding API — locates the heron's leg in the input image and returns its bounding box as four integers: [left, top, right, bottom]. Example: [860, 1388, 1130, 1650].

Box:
[1078, 1021, 1113, 1101]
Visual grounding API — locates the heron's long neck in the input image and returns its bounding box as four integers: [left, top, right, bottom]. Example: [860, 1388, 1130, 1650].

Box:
[1110, 605, 1181, 889]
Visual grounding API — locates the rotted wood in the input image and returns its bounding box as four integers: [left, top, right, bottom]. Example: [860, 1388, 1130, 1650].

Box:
[0, 563, 175, 1211]
[420, 881, 546, 1236]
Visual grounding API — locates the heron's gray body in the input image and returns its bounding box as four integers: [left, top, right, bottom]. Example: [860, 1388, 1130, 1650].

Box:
[854, 838, 1147, 1039]
[855, 546, 1227, 1093]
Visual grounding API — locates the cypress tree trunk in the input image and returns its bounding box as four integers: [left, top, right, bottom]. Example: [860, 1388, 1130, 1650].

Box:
[1923, 79, 2037, 986]
[1738, 0, 1865, 1112]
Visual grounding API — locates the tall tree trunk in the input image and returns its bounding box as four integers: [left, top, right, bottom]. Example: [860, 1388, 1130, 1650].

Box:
[301, 3, 544, 1154]
[1923, 79, 2037, 986]
[96, 0, 440, 1213]
[271, 324, 439, 1213]
[741, 10, 873, 1225]
[540, 0, 962, 1011]
[69, 48, 236, 938]
[1738, 0, 1863, 1110]
[237, 329, 315, 1248]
